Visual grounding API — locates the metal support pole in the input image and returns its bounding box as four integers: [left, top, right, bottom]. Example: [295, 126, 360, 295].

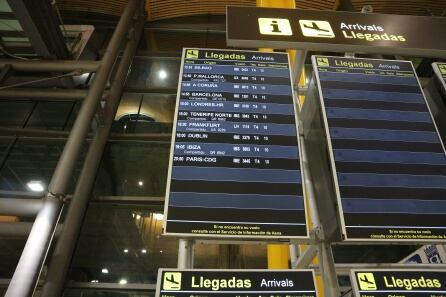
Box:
[4, 2, 141, 297]
[291, 49, 307, 89]
[177, 239, 194, 269]
[0, 222, 33, 237]
[0, 198, 42, 217]
[0, 89, 109, 101]
[40, 12, 145, 297]
[299, 134, 321, 228]
[345, 7, 372, 59]
[0, 222, 63, 238]
[0, 60, 100, 73]
[299, 129, 339, 297]
[289, 244, 300, 269]
[4, 196, 62, 297]
[317, 242, 340, 297]
[0, 190, 43, 199]
[294, 245, 318, 269]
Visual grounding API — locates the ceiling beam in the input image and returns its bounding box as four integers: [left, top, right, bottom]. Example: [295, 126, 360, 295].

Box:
[7, 0, 70, 59]
[0, 88, 109, 101]
[0, 199, 43, 217]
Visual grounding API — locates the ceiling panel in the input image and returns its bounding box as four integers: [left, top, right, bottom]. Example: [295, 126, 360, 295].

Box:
[57, 0, 338, 21]
[147, 0, 338, 20]
[57, 0, 127, 16]
[56, 0, 446, 21]
[350, 0, 446, 16]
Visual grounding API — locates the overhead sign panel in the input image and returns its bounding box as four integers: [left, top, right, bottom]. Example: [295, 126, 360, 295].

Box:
[164, 48, 308, 239]
[351, 269, 446, 297]
[430, 62, 446, 144]
[305, 56, 446, 242]
[227, 6, 446, 57]
[156, 269, 317, 297]
[433, 62, 446, 93]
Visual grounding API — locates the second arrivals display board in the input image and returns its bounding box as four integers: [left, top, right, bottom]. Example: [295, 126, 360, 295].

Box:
[163, 48, 308, 239]
[309, 56, 446, 242]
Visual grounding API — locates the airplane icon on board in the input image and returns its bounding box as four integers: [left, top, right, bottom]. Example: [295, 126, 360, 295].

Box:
[165, 274, 179, 285]
[299, 20, 335, 38]
[357, 272, 377, 290]
[162, 272, 182, 290]
[303, 22, 330, 32]
[359, 275, 374, 285]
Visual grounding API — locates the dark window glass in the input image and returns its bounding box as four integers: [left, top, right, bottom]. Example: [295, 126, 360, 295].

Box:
[0, 238, 25, 279]
[125, 58, 180, 91]
[26, 101, 77, 130]
[0, 139, 85, 192]
[68, 204, 176, 284]
[0, 101, 33, 127]
[93, 141, 170, 197]
[113, 93, 175, 134]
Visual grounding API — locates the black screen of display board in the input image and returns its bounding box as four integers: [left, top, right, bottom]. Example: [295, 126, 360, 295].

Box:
[164, 48, 307, 239]
[351, 269, 446, 297]
[156, 269, 317, 297]
[313, 56, 446, 241]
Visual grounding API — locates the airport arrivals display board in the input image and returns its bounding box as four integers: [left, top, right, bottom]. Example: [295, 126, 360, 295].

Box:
[351, 269, 446, 297]
[163, 48, 308, 239]
[156, 269, 317, 297]
[312, 56, 446, 241]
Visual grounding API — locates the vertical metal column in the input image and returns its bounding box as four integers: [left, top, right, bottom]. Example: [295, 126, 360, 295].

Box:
[40, 10, 145, 297]
[299, 129, 339, 297]
[299, 134, 321, 228]
[317, 242, 340, 297]
[256, 0, 297, 269]
[177, 239, 194, 269]
[291, 49, 307, 89]
[289, 243, 300, 268]
[4, 1, 141, 297]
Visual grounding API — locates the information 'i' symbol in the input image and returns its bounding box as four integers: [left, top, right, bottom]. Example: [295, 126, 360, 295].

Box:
[258, 18, 292, 36]
[270, 20, 282, 33]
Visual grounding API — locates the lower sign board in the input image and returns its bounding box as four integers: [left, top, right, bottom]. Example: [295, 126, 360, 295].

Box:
[351, 269, 446, 297]
[156, 269, 317, 297]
